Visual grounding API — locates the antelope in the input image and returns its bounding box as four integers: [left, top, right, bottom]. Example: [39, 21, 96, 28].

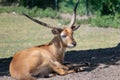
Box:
[9, 0, 81, 80]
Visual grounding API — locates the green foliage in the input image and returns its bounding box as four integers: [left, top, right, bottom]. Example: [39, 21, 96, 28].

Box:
[25, 7, 57, 18]
[58, 0, 120, 16]
[1, 0, 120, 15]
[77, 14, 120, 28]
[0, 6, 57, 18]
[0, 7, 14, 13]
[0, 0, 120, 28]
[88, 0, 120, 15]
[90, 15, 120, 28]
[59, 0, 86, 15]
[40, 8, 57, 18]
[19, 0, 55, 9]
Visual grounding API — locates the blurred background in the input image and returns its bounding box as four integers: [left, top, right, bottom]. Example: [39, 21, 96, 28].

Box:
[0, 0, 120, 28]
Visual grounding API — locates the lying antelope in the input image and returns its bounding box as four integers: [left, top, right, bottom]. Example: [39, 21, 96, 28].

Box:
[9, 0, 80, 80]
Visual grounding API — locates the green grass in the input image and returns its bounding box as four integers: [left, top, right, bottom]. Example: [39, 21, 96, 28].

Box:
[0, 6, 58, 18]
[0, 13, 120, 58]
[0, 6, 120, 29]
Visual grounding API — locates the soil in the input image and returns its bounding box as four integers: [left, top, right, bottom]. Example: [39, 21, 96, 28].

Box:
[0, 43, 120, 80]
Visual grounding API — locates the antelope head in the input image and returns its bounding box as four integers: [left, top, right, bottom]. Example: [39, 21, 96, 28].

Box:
[23, 0, 80, 48]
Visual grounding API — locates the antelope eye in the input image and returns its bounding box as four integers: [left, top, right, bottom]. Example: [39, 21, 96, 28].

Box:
[61, 35, 67, 38]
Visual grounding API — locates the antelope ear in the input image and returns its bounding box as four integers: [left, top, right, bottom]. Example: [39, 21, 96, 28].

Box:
[52, 29, 63, 35]
[71, 25, 80, 31]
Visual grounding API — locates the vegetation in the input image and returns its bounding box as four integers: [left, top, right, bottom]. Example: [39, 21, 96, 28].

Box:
[59, 14, 120, 28]
[0, 0, 120, 28]
[0, 14, 120, 58]
[0, 6, 58, 18]
[90, 14, 120, 28]
[77, 14, 120, 28]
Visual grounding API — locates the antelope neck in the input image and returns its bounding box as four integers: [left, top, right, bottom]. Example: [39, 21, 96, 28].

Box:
[49, 35, 66, 62]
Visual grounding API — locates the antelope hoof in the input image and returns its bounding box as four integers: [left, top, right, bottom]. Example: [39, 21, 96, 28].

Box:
[74, 67, 84, 72]
[48, 73, 56, 77]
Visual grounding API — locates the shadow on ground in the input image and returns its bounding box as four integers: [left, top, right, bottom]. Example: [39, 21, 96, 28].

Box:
[0, 43, 120, 76]
[0, 57, 12, 76]
[65, 43, 120, 71]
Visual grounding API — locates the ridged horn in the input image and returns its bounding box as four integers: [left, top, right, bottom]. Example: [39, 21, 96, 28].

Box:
[23, 13, 62, 30]
[69, 0, 79, 27]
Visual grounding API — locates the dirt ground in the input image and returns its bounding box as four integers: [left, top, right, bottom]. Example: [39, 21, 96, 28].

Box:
[0, 43, 120, 80]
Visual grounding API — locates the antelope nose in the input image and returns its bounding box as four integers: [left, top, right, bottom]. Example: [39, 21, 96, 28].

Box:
[72, 41, 76, 46]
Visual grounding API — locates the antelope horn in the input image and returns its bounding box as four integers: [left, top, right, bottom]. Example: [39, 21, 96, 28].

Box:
[23, 13, 62, 30]
[69, 0, 79, 27]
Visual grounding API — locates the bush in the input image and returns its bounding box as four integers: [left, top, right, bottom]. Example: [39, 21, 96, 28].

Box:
[59, 0, 86, 15]
[0, 6, 58, 18]
[40, 8, 57, 18]
[77, 14, 120, 28]
[0, 7, 14, 13]
[90, 15, 120, 28]
[0, 5, 120, 29]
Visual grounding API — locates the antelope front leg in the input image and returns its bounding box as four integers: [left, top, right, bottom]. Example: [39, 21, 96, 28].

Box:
[49, 61, 75, 76]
